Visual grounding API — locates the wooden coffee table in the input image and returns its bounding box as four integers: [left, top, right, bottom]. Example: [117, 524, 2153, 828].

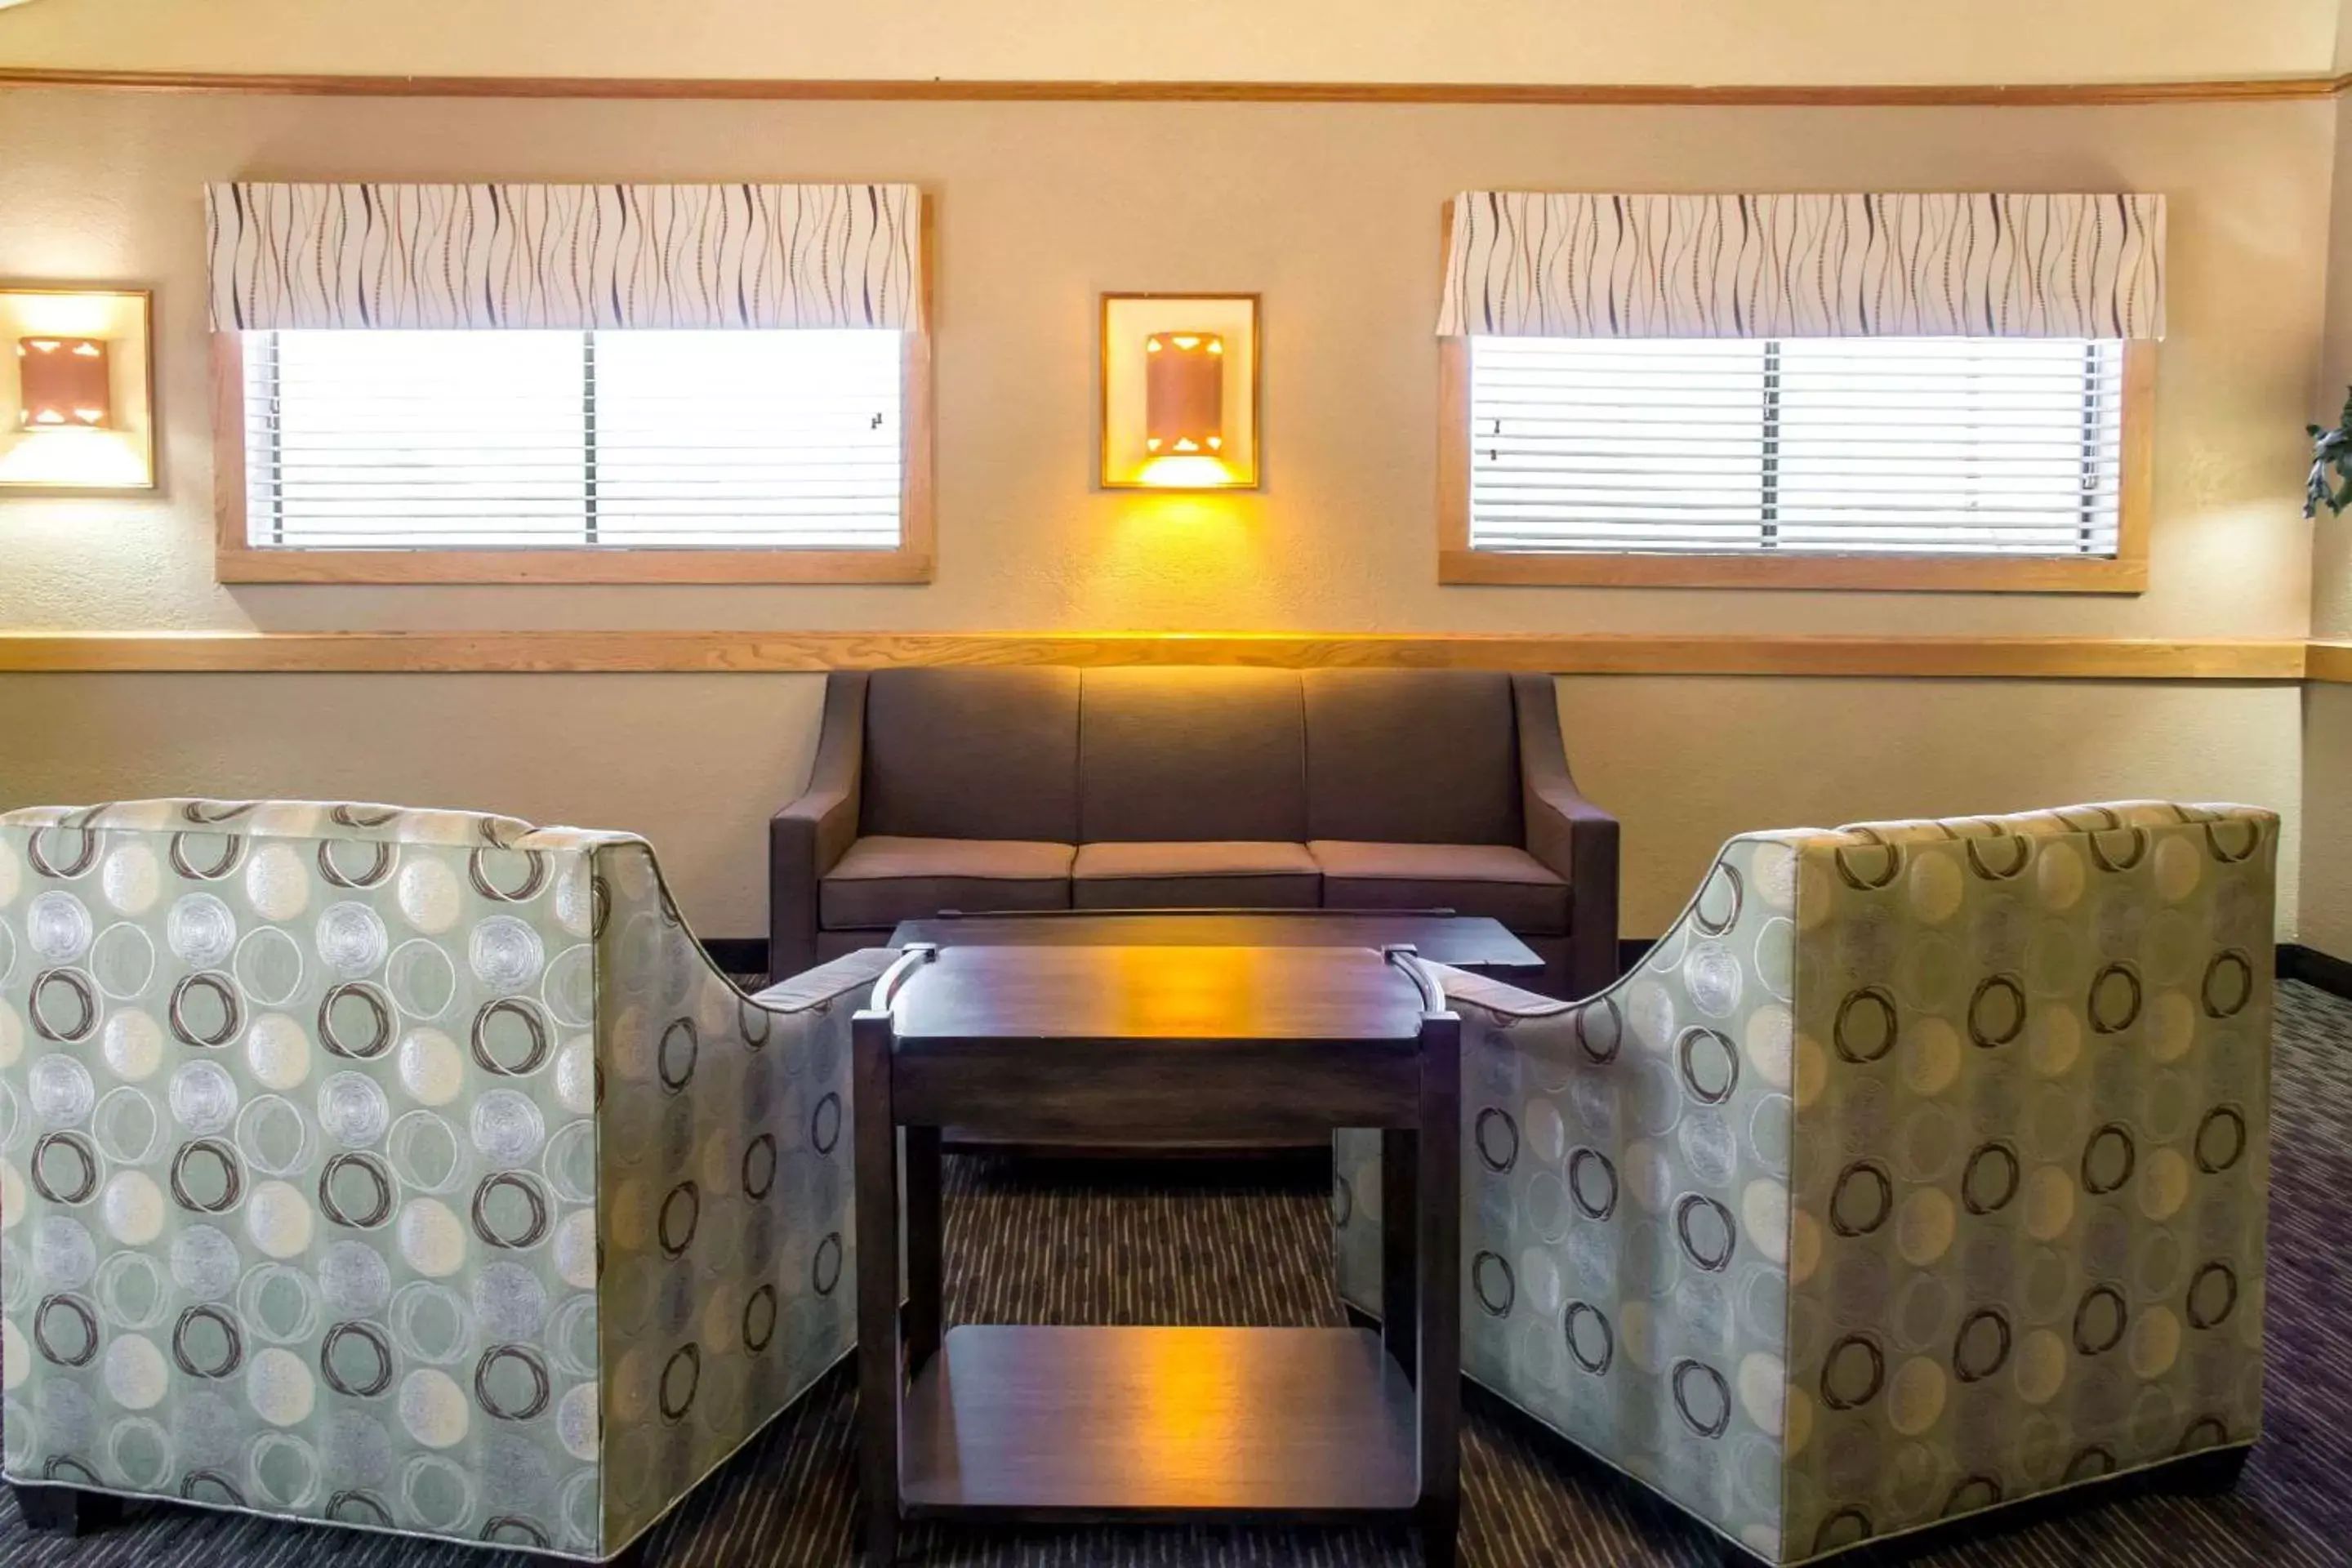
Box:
[887, 908, 1543, 977]
[853, 942, 1461, 1566]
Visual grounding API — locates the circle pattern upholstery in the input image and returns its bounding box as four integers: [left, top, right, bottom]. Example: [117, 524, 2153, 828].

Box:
[0, 800, 869, 1560]
[1336, 801, 2273, 1565]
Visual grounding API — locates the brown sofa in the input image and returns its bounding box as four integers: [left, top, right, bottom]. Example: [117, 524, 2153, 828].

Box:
[768, 667, 1619, 996]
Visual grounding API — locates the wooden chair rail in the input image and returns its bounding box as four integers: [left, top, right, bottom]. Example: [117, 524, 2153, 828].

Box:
[0, 632, 2317, 680]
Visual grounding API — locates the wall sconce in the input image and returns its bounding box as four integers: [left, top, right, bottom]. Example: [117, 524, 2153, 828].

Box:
[1100, 294, 1258, 489]
[0, 285, 156, 491]
[18, 337, 114, 430]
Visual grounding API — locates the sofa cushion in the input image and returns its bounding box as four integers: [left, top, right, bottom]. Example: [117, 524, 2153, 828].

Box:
[1071, 840, 1321, 910]
[862, 669, 1081, 843]
[1077, 668, 1308, 844]
[1309, 840, 1569, 934]
[1302, 670, 1521, 846]
[821, 835, 1074, 929]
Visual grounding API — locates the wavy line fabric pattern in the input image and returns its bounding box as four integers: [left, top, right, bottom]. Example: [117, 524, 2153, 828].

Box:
[205, 184, 924, 332]
[1437, 193, 2166, 340]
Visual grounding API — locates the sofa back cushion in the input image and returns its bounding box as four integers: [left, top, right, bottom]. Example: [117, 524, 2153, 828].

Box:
[1302, 670, 1521, 845]
[862, 668, 1082, 842]
[1077, 667, 1307, 842]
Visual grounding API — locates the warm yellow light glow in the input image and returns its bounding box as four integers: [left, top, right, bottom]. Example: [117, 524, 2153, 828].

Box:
[1132, 1328, 1246, 1483]
[1146, 336, 1164, 354]
[1081, 490, 1270, 626]
[1206, 340, 1224, 355]
[8, 293, 136, 340]
[0, 427, 152, 486]
[1136, 454, 1234, 488]
[1171, 334, 1201, 350]
[1095, 948, 1271, 1036]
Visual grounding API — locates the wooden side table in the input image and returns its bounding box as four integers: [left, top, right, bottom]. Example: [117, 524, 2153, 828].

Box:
[853, 942, 1461, 1566]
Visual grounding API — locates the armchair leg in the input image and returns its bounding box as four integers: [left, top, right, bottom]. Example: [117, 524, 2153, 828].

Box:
[14, 1482, 113, 1536]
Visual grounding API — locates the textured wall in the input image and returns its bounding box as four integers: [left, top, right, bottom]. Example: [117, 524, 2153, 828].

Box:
[0, 674, 829, 942]
[0, 0, 2339, 86]
[1557, 679, 2305, 937]
[2316, 96, 2352, 638]
[0, 88, 2329, 947]
[2307, 91, 2352, 960]
[0, 674, 2305, 943]
[0, 91, 2328, 638]
[2302, 685, 2352, 957]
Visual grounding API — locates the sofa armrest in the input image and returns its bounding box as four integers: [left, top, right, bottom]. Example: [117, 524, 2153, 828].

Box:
[1512, 672, 1619, 996]
[770, 671, 870, 984]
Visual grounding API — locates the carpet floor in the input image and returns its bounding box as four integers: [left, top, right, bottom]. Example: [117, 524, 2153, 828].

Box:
[5, 981, 2350, 1567]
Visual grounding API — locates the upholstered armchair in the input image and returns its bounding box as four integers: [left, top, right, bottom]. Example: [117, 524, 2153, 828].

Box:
[0, 799, 885, 1559]
[1337, 801, 2274, 1564]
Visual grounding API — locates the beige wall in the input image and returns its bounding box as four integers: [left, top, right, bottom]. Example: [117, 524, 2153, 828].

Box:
[0, 91, 2328, 639]
[0, 673, 2306, 944]
[2304, 80, 2352, 960]
[0, 0, 2340, 87]
[0, 87, 2328, 944]
[2318, 94, 2352, 636]
[2303, 684, 2352, 956]
[0, 672, 827, 940]
[1563, 680, 2305, 937]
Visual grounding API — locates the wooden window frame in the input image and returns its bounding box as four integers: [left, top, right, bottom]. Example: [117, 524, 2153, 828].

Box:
[213, 201, 935, 586]
[1436, 334, 2154, 594]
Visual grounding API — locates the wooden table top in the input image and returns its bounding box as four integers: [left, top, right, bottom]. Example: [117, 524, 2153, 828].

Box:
[886, 943, 1428, 1047]
[887, 908, 1542, 973]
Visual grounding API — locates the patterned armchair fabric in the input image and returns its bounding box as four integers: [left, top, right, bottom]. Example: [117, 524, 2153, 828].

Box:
[0, 800, 884, 1560]
[1336, 801, 2274, 1565]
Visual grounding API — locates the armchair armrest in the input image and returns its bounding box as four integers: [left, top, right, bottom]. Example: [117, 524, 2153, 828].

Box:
[770, 671, 870, 983]
[1511, 672, 1619, 996]
[590, 839, 890, 1554]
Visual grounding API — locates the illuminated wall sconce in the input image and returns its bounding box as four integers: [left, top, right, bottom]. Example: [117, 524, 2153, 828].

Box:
[0, 285, 156, 491]
[1100, 293, 1258, 489]
[20, 337, 114, 430]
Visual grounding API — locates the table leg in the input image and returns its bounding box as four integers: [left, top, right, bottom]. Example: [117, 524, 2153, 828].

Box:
[1381, 1127, 1419, 1383]
[904, 1125, 944, 1375]
[853, 1013, 902, 1566]
[1417, 1013, 1462, 1568]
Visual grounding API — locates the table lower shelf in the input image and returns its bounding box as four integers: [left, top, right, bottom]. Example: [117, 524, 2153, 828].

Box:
[898, 1324, 1423, 1521]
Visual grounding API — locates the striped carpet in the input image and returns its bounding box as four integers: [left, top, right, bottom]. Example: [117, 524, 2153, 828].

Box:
[6, 980, 2350, 1567]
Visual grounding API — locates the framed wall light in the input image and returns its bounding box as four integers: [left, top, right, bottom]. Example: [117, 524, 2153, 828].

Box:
[0, 285, 156, 491]
[1099, 293, 1259, 489]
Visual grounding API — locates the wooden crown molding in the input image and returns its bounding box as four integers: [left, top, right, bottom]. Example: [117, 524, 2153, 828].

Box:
[1, 65, 2346, 107]
[0, 630, 2314, 680]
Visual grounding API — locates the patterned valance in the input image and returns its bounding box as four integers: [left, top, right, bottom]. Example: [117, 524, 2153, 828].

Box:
[1437, 192, 2165, 341]
[206, 182, 923, 332]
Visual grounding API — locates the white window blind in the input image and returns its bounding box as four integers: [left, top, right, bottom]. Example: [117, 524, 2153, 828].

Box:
[1468, 336, 2124, 557]
[243, 329, 903, 550]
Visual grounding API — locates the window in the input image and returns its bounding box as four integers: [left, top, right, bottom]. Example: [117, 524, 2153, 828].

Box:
[1446, 335, 2148, 591]
[221, 328, 927, 582]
